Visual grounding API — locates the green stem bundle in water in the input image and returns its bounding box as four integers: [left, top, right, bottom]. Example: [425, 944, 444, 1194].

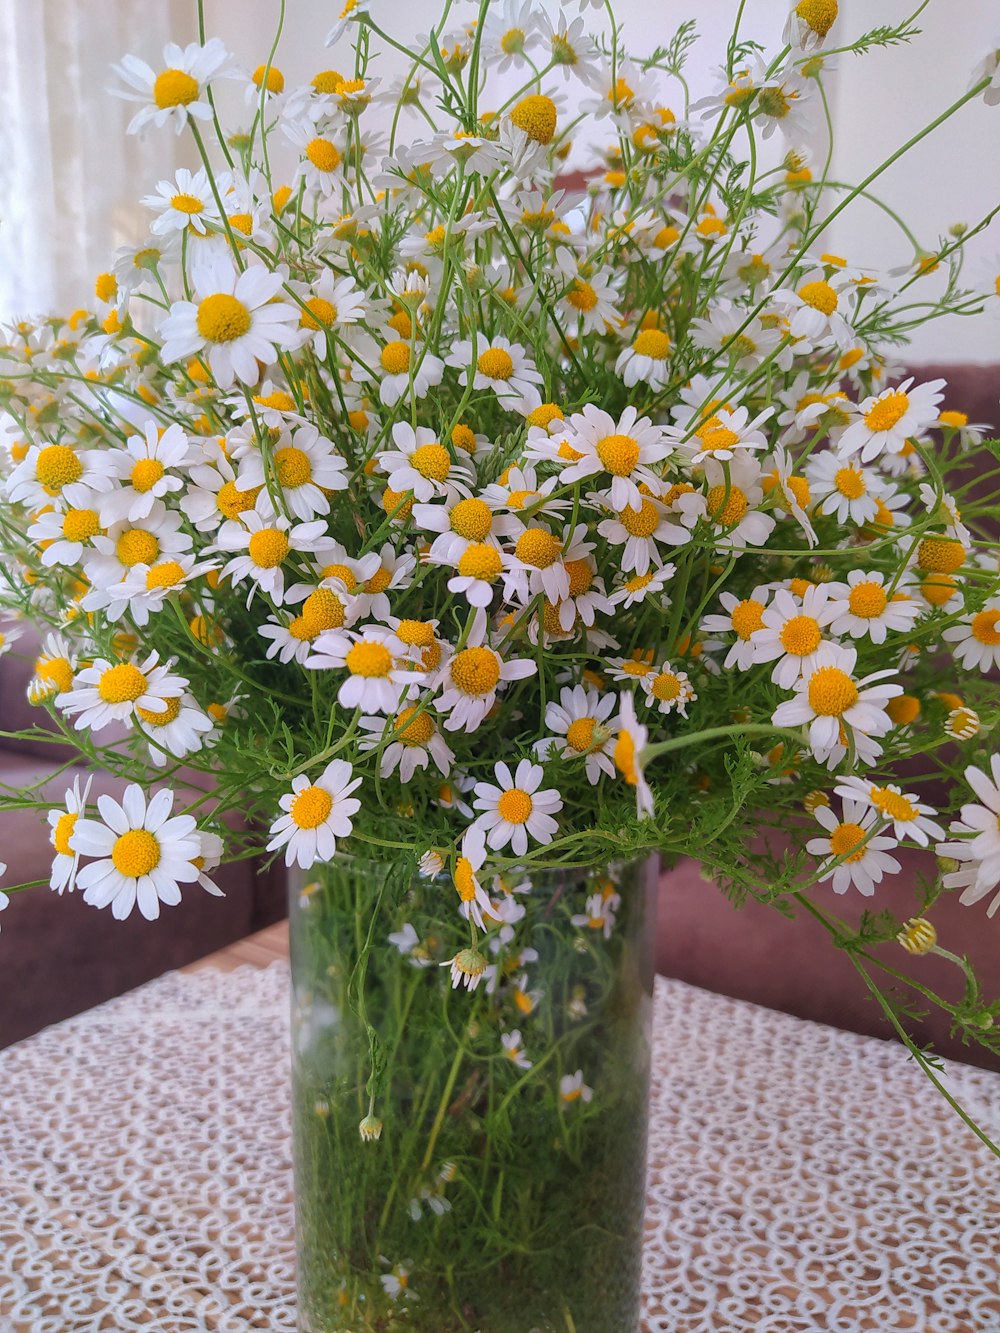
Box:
[289, 855, 656, 1332]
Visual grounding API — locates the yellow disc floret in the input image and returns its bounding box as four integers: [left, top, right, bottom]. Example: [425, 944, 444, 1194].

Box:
[497, 788, 533, 824]
[449, 497, 493, 541]
[97, 663, 148, 704]
[306, 138, 341, 172]
[116, 528, 160, 568]
[596, 433, 640, 476]
[848, 582, 887, 618]
[450, 646, 500, 696]
[248, 528, 290, 569]
[731, 598, 765, 639]
[131, 458, 165, 493]
[864, 391, 909, 433]
[410, 443, 451, 481]
[301, 588, 346, 632]
[971, 609, 1000, 645]
[807, 665, 858, 716]
[917, 536, 965, 574]
[112, 829, 161, 877]
[36, 444, 83, 493]
[394, 706, 435, 747]
[828, 822, 866, 861]
[196, 294, 252, 343]
[457, 544, 502, 582]
[153, 69, 199, 109]
[136, 697, 183, 726]
[797, 280, 838, 315]
[380, 341, 411, 375]
[145, 560, 187, 590]
[274, 447, 312, 488]
[290, 785, 334, 829]
[618, 500, 660, 538]
[515, 528, 562, 568]
[633, 329, 671, 359]
[345, 642, 393, 677]
[511, 94, 557, 145]
[477, 348, 514, 380]
[52, 811, 78, 856]
[62, 508, 101, 543]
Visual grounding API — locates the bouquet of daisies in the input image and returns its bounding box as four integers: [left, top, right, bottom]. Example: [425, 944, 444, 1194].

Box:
[1, 0, 999, 1064]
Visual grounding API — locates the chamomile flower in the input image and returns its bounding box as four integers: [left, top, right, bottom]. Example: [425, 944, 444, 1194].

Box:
[215, 508, 328, 607]
[57, 652, 189, 733]
[537, 686, 619, 783]
[290, 269, 367, 359]
[784, 0, 839, 50]
[0, 622, 23, 657]
[472, 759, 563, 857]
[571, 889, 619, 939]
[28, 634, 78, 704]
[359, 705, 454, 781]
[375, 339, 445, 408]
[615, 325, 673, 388]
[688, 302, 785, 372]
[143, 168, 224, 237]
[609, 564, 675, 610]
[938, 755, 1000, 900]
[47, 776, 93, 894]
[441, 946, 489, 991]
[642, 661, 696, 716]
[28, 500, 105, 568]
[159, 256, 302, 389]
[559, 405, 671, 512]
[450, 826, 492, 929]
[752, 585, 838, 687]
[806, 799, 901, 897]
[806, 448, 887, 525]
[4, 440, 114, 511]
[942, 600, 1000, 672]
[235, 423, 349, 520]
[446, 337, 543, 405]
[674, 404, 775, 466]
[284, 120, 347, 198]
[134, 692, 215, 767]
[412, 492, 516, 564]
[388, 922, 434, 967]
[834, 777, 944, 846]
[377, 423, 471, 502]
[560, 1070, 594, 1106]
[266, 759, 363, 869]
[702, 456, 776, 550]
[771, 642, 902, 764]
[501, 1029, 532, 1070]
[112, 39, 235, 136]
[505, 521, 592, 606]
[71, 785, 201, 921]
[826, 571, 922, 644]
[97, 552, 217, 626]
[970, 39, 1000, 106]
[306, 626, 418, 713]
[595, 492, 685, 576]
[836, 378, 946, 463]
[613, 691, 653, 818]
[99, 420, 191, 524]
[560, 268, 619, 334]
[326, 0, 372, 47]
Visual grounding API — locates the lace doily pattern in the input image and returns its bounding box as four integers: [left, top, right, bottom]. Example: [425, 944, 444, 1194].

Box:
[1, 966, 997, 1332]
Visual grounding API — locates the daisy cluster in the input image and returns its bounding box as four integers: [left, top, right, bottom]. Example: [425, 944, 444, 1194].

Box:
[0, 0, 999, 968]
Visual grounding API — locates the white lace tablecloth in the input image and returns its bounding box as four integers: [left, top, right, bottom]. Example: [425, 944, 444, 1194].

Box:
[1, 966, 998, 1333]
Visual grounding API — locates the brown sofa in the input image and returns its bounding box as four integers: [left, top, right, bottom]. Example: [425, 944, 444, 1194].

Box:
[0, 634, 286, 1048]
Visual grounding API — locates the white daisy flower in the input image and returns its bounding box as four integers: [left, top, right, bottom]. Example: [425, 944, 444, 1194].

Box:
[159, 255, 301, 389]
[834, 777, 944, 846]
[938, 755, 1000, 904]
[358, 704, 454, 781]
[472, 759, 563, 857]
[970, 38, 1000, 106]
[81, 500, 192, 592]
[784, 0, 839, 50]
[283, 119, 347, 198]
[440, 540, 509, 608]
[0, 622, 23, 658]
[688, 301, 785, 373]
[446, 336, 543, 405]
[771, 267, 856, 348]
[71, 785, 201, 921]
[99, 421, 190, 525]
[677, 404, 776, 466]
[942, 600, 1000, 672]
[761, 447, 817, 547]
[482, 0, 542, 71]
[609, 564, 675, 610]
[806, 799, 901, 896]
[836, 377, 946, 463]
[412, 491, 517, 564]
[480, 463, 568, 519]
[615, 325, 673, 388]
[560, 1070, 594, 1106]
[47, 775, 93, 895]
[702, 456, 776, 550]
[806, 448, 888, 526]
[441, 945, 489, 991]
[28, 498, 105, 568]
[537, 685, 619, 784]
[215, 507, 328, 607]
[825, 570, 922, 644]
[112, 38, 235, 137]
[641, 662, 696, 717]
[235, 423, 349, 521]
[571, 888, 620, 939]
[751, 585, 838, 687]
[143, 167, 224, 237]
[134, 692, 215, 767]
[374, 338, 445, 408]
[290, 269, 368, 359]
[450, 826, 493, 930]
[501, 1029, 533, 1070]
[28, 634, 79, 705]
[435, 622, 537, 732]
[917, 484, 972, 545]
[4, 439, 114, 511]
[307, 626, 419, 714]
[377, 422, 471, 503]
[505, 522, 593, 606]
[943, 859, 1000, 919]
[57, 652, 189, 734]
[266, 759, 363, 869]
[701, 586, 772, 670]
[559, 405, 671, 513]
[349, 545, 417, 622]
[388, 922, 434, 967]
[559, 268, 619, 333]
[771, 642, 902, 765]
[326, 0, 372, 47]
[93, 552, 217, 626]
[612, 691, 654, 819]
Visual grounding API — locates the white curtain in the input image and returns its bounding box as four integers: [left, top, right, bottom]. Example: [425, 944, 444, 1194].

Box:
[0, 0, 186, 320]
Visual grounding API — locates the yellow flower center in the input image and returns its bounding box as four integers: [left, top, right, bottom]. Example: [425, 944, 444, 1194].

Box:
[98, 663, 148, 704]
[848, 582, 888, 618]
[501, 26, 526, 54]
[828, 822, 866, 861]
[170, 192, 204, 216]
[450, 423, 477, 454]
[938, 410, 967, 430]
[596, 433, 640, 476]
[916, 536, 964, 574]
[869, 786, 917, 822]
[450, 646, 500, 696]
[274, 446, 312, 488]
[786, 475, 811, 507]
[196, 294, 252, 344]
[116, 528, 159, 568]
[618, 499, 660, 538]
[565, 558, 592, 596]
[706, 484, 748, 526]
[614, 730, 639, 785]
[654, 224, 680, 249]
[145, 560, 186, 590]
[651, 672, 681, 702]
[624, 573, 653, 594]
[301, 297, 337, 330]
[364, 567, 392, 593]
[290, 785, 333, 829]
[153, 69, 199, 109]
[633, 329, 670, 359]
[95, 272, 117, 302]
[252, 63, 285, 93]
[497, 788, 533, 824]
[506, 488, 537, 509]
[477, 347, 515, 380]
[620, 660, 652, 677]
[780, 615, 822, 656]
[511, 94, 557, 144]
[455, 857, 478, 901]
[457, 543, 502, 582]
[255, 390, 297, 412]
[834, 465, 866, 499]
[36, 444, 83, 492]
[699, 425, 741, 453]
[450, 497, 493, 540]
[247, 528, 290, 568]
[887, 694, 921, 726]
[62, 507, 101, 543]
[796, 0, 839, 37]
[112, 829, 161, 877]
[217, 480, 260, 518]
[731, 598, 765, 639]
[299, 589, 344, 633]
[136, 696, 183, 726]
[864, 391, 910, 433]
[797, 280, 838, 314]
[515, 528, 562, 568]
[566, 280, 598, 312]
[131, 458, 165, 493]
[394, 705, 435, 747]
[396, 619, 436, 649]
[36, 657, 75, 695]
[288, 616, 314, 642]
[53, 811, 78, 856]
[228, 212, 253, 236]
[566, 717, 597, 752]
[345, 642, 393, 677]
[380, 340, 411, 374]
[312, 69, 345, 94]
[411, 443, 451, 481]
[306, 138, 341, 173]
[971, 609, 1000, 645]
[807, 665, 858, 716]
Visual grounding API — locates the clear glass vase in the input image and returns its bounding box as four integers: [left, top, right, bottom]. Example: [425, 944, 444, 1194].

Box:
[288, 853, 657, 1332]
